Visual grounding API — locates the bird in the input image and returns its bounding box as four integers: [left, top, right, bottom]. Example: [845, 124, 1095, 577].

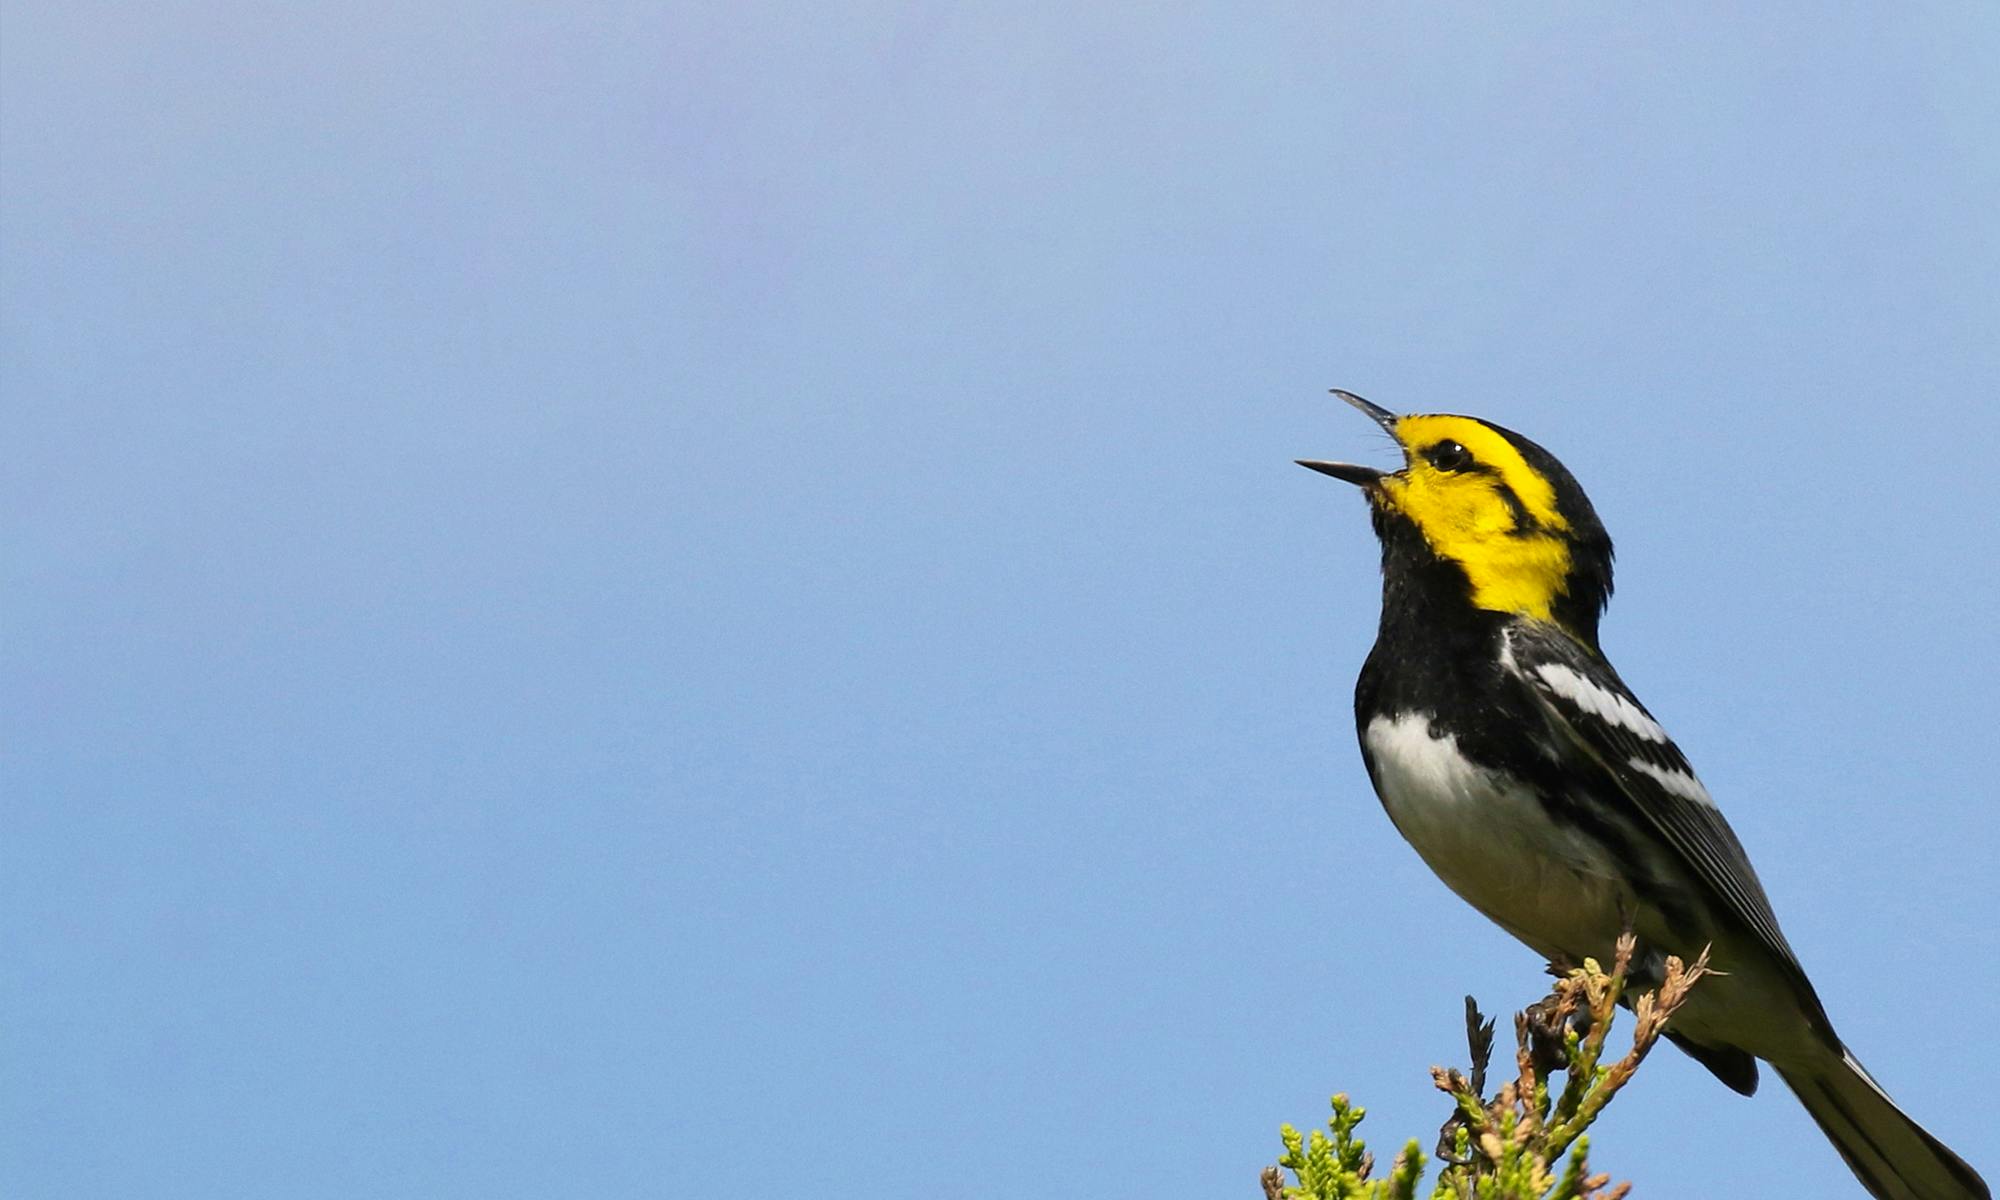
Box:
[1297, 390, 1988, 1200]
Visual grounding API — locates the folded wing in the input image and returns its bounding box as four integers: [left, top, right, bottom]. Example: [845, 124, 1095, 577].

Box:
[1502, 621, 1820, 1017]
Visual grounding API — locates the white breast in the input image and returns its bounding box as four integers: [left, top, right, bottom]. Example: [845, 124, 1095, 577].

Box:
[1362, 712, 1630, 960]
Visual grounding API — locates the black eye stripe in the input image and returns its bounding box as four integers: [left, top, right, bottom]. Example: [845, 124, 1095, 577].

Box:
[1493, 480, 1537, 531]
[1422, 439, 1541, 530]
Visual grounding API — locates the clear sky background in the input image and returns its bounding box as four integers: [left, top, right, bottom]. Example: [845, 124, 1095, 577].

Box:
[5, 4, 1996, 1197]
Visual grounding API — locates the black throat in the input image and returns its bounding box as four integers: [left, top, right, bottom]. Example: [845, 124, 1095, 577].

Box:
[1356, 510, 1514, 724]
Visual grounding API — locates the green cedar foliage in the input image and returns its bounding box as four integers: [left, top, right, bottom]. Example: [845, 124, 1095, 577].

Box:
[1265, 934, 1709, 1200]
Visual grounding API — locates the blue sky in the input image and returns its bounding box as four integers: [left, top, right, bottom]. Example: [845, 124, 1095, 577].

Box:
[5, 4, 1996, 1197]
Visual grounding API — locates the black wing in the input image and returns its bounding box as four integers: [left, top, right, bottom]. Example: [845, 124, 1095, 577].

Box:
[1502, 621, 1816, 1000]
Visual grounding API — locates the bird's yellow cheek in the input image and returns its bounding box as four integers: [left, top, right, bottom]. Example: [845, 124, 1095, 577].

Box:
[1380, 474, 1516, 542]
[1378, 474, 1574, 623]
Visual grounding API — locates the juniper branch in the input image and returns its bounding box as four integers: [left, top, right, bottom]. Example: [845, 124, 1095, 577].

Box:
[1264, 937, 1708, 1200]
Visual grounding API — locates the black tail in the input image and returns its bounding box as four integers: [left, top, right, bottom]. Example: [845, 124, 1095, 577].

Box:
[1777, 1048, 1988, 1200]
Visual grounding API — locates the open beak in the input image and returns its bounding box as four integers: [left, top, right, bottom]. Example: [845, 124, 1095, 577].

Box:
[1297, 390, 1401, 486]
[1296, 459, 1385, 485]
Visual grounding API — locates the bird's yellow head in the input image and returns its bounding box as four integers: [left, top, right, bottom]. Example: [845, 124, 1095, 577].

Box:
[1301, 391, 1615, 642]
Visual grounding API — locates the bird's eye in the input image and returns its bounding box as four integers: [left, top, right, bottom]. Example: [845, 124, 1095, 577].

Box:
[1426, 440, 1473, 472]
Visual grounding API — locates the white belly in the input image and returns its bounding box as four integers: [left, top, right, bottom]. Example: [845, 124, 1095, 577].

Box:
[1360, 712, 1826, 1062]
[1362, 712, 1630, 961]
